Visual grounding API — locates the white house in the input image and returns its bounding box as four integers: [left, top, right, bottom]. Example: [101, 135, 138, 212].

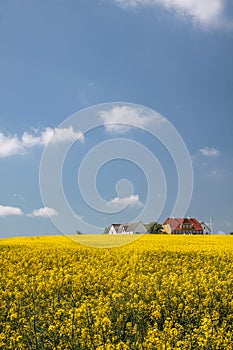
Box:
[201, 222, 211, 234]
[109, 221, 147, 234]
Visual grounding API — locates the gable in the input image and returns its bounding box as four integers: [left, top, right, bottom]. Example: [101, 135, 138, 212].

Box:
[163, 218, 203, 232]
[163, 218, 183, 231]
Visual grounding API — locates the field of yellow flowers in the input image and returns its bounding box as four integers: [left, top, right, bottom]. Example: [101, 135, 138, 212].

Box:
[0, 234, 233, 349]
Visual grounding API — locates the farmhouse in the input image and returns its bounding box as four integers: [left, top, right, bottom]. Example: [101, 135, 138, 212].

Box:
[163, 217, 210, 235]
[109, 221, 147, 234]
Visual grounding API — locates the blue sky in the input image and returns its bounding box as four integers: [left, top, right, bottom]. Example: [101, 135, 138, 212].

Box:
[0, 0, 233, 236]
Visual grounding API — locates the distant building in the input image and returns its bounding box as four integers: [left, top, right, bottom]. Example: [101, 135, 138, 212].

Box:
[162, 217, 207, 234]
[201, 222, 211, 234]
[109, 221, 147, 234]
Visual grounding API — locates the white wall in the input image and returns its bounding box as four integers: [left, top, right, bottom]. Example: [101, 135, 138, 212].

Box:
[109, 226, 116, 234]
[201, 223, 211, 234]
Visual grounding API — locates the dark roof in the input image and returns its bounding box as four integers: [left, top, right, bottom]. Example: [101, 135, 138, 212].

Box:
[125, 221, 142, 232]
[111, 224, 122, 233]
[111, 221, 144, 233]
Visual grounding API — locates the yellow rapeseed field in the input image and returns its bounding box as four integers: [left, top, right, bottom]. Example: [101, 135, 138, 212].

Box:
[0, 235, 232, 349]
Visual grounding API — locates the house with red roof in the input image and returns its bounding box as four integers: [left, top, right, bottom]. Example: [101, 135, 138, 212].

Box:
[163, 217, 208, 234]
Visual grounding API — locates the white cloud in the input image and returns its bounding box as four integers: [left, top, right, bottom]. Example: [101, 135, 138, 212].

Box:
[0, 205, 23, 217]
[99, 105, 162, 133]
[200, 147, 220, 157]
[217, 230, 226, 234]
[0, 127, 84, 158]
[113, 0, 231, 28]
[0, 133, 25, 157]
[40, 127, 84, 145]
[28, 207, 58, 218]
[21, 132, 42, 148]
[108, 194, 143, 207]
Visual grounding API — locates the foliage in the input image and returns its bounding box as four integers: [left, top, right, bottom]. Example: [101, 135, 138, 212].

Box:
[0, 235, 233, 349]
[146, 221, 163, 234]
[104, 226, 110, 234]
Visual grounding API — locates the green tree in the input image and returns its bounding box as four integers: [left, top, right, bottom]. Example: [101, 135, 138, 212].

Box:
[76, 230, 82, 235]
[103, 227, 110, 234]
[146, 221, 163, 234]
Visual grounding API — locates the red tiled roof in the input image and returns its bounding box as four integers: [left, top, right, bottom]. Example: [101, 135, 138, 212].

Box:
[163, 218, 203, 231]
[186, 218, 203, 230]
[163, 218, 183, 231]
